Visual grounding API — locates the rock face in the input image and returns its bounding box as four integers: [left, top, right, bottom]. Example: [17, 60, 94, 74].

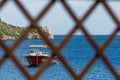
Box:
[27, 26, 54, 39]
[0, 21, 54, 40]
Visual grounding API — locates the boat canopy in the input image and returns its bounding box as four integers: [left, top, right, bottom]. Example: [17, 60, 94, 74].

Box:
[29, 45, 48, 48]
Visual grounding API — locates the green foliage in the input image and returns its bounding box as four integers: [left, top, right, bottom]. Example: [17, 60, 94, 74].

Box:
[0, 21, 23, 37]
[0, 21, 53, 39]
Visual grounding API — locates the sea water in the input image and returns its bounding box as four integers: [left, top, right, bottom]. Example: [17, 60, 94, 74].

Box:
[0, 35, 120, 80]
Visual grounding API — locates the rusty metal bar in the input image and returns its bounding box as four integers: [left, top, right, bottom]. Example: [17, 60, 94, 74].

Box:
[0, 40, 8, 66]
[6, 50, 32, 80]
[0, 0, 120, 80]
[100, 51, 120, 80]
[79, 24, 99, 51]
[34, 26, 77, 79]
[14, 0, 34, 24]
[34, 25, 55, 50]
[101, 28, 119, 50]
[35, 0, 56, 23]
[78, 54, 98, 79]
[102, 1, 120, 26]
[11, 27, 32, 51]
[60, 0, 78, 22]
[9, 55, 31, 79]
[77, 27, 119, 79]
[0, 40, 32, 79]
[0, 0, 7, 9]
[58, 26, 78, 50]
[33, 57, 56, 79]
[81, 1, 99, 23]
[34, 49, 77, 80]
[0, 54, 7, 66]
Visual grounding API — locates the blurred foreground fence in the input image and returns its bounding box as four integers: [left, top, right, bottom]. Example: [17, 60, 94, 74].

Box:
[0, 0, 120, 80]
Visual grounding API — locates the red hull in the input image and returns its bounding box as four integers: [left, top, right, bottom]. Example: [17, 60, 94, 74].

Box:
[25, 56, 57, 65]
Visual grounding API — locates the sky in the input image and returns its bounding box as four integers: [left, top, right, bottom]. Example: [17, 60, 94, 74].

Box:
[0, 0, 120, 35]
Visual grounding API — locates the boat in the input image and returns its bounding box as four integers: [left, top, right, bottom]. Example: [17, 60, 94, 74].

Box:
[29, 44, 48, 48]
[24, 45, 57, 66]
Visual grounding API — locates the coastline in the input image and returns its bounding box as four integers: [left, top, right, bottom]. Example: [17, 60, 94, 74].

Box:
[0, 21, 54, 40]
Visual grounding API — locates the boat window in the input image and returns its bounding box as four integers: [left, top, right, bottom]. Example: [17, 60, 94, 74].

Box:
[30, 50, 34, 53]
[42, 52, 46, 54]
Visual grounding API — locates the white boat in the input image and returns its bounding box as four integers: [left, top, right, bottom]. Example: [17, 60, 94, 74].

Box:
[24, 45, 57, 66]
[29, 45, 48, 48]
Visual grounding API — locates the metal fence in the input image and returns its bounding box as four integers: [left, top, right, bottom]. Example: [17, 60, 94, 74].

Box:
[0, 0, 120, 80]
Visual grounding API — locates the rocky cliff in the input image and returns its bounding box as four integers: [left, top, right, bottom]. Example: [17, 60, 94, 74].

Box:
[0, 21, 54, 40]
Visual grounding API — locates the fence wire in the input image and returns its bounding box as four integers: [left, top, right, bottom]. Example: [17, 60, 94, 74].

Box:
[0, 0, 120, 80]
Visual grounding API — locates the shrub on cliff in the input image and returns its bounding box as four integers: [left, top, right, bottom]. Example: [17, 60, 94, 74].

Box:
[0, 21, 54, 40]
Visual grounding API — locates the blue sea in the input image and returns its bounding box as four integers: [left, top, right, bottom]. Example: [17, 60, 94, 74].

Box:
[0, 35, 120, 80]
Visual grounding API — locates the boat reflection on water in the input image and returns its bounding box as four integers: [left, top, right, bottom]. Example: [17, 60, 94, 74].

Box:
[24, 45, 57, 66]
